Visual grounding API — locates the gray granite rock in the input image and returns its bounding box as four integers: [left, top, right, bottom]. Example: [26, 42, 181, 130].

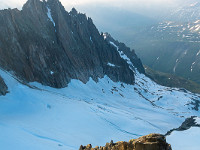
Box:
[0, 76, 8, 96]
[104, 33, 145, 74]
[0, 0, 135, 88]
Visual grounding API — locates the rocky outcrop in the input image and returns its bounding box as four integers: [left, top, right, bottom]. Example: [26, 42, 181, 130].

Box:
[80, 134, 172, 150]
[0, 76, 8, 95]
[166, 116, 200, 136]
[0, 0, 135, 88]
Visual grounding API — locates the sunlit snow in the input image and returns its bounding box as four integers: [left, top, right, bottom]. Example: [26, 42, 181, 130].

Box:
[167, 127, 200, 150]
[47, 7, 55, 27]
[197, 50, 200, 56]
[0, 67, 199, 149]
[107, 63, 116, 67]
[50, 71, 54, 75]
[195, 117, 200, 124]
[0, 38, 199, 150]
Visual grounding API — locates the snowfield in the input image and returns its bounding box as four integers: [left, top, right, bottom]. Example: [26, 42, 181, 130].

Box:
[167, 127, 200, 150]
[0, 67, 200, 150]
[0, 38, 200, 149]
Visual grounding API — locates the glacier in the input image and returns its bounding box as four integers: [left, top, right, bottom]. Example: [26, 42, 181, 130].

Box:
[167, 127, 200, 150]
[0, 67, 200, 150]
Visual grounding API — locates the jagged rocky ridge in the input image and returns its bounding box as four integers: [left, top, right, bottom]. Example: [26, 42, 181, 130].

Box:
[0, 75, 7, 95]
[166, 116, 200, 136]
[103, 33, 145, 74]
[0, 0, 146, 88]
[80, 134, 172, 150]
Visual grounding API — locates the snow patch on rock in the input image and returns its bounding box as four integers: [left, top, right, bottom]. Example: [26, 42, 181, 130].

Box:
[107, 63, 116, 67]
[47, 7, 55, 27]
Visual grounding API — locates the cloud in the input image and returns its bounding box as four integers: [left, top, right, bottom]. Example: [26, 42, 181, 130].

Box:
[0, 0, 24, 9]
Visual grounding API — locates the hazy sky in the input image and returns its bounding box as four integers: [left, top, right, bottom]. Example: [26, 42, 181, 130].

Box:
[0, 0, 184, 14]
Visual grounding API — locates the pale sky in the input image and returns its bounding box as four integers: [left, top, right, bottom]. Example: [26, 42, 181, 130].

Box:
[0, 0, 193, 24]
[0, 0, 184, 13]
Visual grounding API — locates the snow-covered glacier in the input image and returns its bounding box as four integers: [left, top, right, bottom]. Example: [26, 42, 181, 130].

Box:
[0, 67, 200, 150]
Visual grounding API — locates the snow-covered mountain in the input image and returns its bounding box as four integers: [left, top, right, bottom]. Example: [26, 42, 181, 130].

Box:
[138, 28, 200, 84]
[150, 21, 200, 42]
[0, 0, 200, 150]
[169, 1, 200, 22]
[134, 1, 200, 85]
[0, 34, 200, 150]
[0, 52, 200, 149]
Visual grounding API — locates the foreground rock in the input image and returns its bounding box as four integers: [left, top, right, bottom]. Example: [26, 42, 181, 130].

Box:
[80, 134, 172, 150]
[0, 76, 8, 95]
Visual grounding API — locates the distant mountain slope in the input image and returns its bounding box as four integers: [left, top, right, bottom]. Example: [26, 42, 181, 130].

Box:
[145, 66, 200, 94]
[133, 1, 200, 85]
[169, 1, 200, 22]
[135, 21, 200, 84]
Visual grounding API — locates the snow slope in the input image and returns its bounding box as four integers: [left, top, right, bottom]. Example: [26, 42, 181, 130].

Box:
[167, 127, 200, 150]
[0, 36, 200, 149]
[0, 67, 200, 149]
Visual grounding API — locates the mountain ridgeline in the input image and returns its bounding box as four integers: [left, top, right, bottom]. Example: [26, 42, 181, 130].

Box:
[0, 0, 144, 88]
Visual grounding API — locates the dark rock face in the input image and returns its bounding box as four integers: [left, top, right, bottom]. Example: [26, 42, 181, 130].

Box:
[0, 0, 135, 88]
[80, 134, 172, 150]
[0, 76, 8, 96]
[104, 33, 145, 74]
